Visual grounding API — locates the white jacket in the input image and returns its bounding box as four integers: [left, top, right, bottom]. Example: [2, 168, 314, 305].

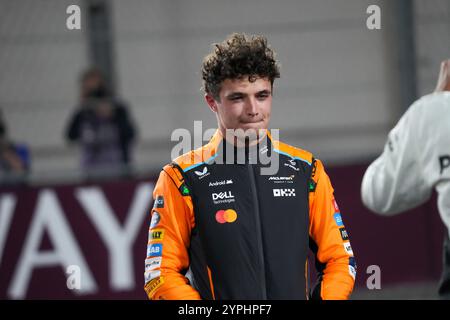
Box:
[361, 92, 450, 237]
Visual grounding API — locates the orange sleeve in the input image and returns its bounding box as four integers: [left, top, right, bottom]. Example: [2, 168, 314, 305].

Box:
[144, 165, 201, 300]
[309, 159, 356, 300]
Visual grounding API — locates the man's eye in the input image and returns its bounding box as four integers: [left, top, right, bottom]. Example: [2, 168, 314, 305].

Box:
[230, 96, 242, 101]
[257, 94, 269, 99]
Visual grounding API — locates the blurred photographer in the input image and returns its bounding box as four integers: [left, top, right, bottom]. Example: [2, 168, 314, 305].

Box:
[65, 68, 137, 173]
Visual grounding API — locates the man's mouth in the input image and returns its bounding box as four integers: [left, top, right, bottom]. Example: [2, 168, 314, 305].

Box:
[241, 119, 263, 124]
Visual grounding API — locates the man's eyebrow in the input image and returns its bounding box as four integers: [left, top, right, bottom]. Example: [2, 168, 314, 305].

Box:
[225, 92, 246, 98]
[226, 89, 271, 97]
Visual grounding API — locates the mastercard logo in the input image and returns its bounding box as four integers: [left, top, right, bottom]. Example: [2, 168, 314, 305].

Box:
[215, 209, 238, 224]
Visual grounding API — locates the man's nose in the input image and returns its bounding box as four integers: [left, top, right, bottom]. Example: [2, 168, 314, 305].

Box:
[246, 98, 259, 116]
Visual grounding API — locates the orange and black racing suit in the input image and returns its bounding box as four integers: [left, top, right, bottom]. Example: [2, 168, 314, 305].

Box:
[144, 129, 356, 300]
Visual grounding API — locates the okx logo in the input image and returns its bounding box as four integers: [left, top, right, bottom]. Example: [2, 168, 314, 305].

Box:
[273, 188, 296, 197]
[215, 209, 238, 224]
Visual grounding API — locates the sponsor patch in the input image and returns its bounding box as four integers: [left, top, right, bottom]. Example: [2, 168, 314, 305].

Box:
[349, 256, 356, 268]
[145, 257, 162, 271]
[343, 242, 354, 256]
[195, 167, 207, 176]
[284, 159, 300, 172]
[268, 175, 295, 184]
[349, 265, 356, 279]
[308, 180, 317, 192]
[150, 211, 161, 229]
[332, 198, 340, 212]
[145, 270, 161, 283]
[145, 277, 164, 297]
[339, 227, 349, 241]
[333, 213, 344, 227]
[153, 196, 164, 209]
[212, 191, 235, 204]
[147, 243, 163, 257]
[273, 188, 296, 197]
[194, 167, 210, 179]
[212, 191, 234, 200]
[209, 179, 233, 187]
[179, 184, 190, 196]
[149, 229, 164, 242]
[215, 209, 238, 224]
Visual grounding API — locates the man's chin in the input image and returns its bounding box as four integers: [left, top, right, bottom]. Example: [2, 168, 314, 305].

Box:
[238, 122, 267, 131]
[224, 124, 267, 145]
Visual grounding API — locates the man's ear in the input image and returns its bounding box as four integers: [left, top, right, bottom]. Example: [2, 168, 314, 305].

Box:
[205, 94, 219, 113]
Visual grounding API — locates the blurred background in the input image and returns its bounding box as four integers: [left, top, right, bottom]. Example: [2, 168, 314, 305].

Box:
[0, 0, 449, 299]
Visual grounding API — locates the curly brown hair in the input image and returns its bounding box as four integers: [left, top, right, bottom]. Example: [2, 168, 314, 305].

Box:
[201, 33, 281, 100]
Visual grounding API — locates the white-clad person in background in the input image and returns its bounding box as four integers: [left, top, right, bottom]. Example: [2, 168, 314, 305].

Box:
[361, 60, 450, 298]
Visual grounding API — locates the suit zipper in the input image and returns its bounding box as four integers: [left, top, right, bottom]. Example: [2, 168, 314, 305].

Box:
[247, 164, 267, 299]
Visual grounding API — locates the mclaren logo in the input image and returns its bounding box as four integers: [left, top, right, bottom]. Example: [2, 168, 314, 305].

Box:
[273, 188, 296, 197]
[268, 175, 295, 182]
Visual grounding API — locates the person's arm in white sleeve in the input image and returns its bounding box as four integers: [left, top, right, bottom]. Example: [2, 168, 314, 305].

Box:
[361, 101, 433, 215]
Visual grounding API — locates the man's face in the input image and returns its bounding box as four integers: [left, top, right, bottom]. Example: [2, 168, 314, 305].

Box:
[83, 74, 102, 92]
[206, 76, 272, 139]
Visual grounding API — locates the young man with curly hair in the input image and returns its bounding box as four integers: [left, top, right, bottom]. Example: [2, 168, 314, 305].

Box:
[144, 33, 356, 300]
